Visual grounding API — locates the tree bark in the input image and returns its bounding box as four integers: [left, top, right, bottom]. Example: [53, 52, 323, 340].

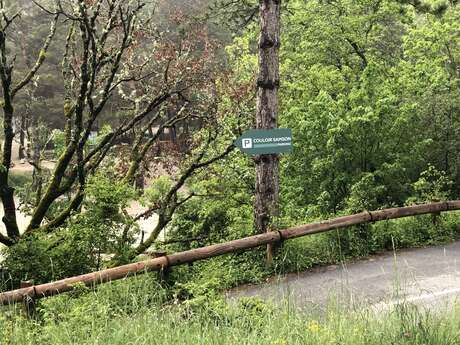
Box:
[0, 84, 20, 240]
[0, 10, 57, 241]
[30, 121, 43, 205]
[254, 0, 281, 264]
[18, 113, 26, 160]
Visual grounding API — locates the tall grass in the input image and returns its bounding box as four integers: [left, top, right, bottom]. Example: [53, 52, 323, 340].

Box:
[1, 274, 460, 345]
[2, 213, 460, 344]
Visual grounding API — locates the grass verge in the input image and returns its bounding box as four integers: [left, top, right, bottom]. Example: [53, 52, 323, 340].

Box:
[1, 274, 460, 344]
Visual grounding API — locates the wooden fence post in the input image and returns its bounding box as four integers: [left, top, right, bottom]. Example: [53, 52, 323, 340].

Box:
[20, 280, 35, 318]
[152, 251, 169, 283]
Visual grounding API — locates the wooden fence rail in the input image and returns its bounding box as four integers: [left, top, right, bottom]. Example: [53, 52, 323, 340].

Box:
[1, 200, 460, 305]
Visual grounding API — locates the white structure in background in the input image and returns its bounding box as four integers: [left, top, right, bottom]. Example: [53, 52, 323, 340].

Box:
[0, 199, 160, 262]
[126, 201, 162, 247]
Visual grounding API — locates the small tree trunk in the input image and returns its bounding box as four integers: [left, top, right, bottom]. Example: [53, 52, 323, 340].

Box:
[254, 0, 281, 266]
[18, 113, 26, 160]
[169, 125, 177, 143]
[135, 163, 145, 193]
[30, 121, 43, 205]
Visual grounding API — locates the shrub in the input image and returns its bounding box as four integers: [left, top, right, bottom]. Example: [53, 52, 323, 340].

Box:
[1, 173, 136, 287]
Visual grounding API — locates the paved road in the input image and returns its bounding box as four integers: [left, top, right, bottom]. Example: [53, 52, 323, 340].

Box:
[227, 241, 460, 311]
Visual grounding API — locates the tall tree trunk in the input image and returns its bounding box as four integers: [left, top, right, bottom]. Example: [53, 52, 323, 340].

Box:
[254, 0, 281, 265]
[0, 101, 20, 240]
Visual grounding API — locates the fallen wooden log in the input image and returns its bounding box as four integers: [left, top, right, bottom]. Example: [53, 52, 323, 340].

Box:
[1, 200, 459, 305]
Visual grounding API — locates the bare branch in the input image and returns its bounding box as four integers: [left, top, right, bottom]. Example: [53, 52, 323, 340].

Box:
[11, 14, 59, 98]
[0, 233, 14, 246]
[31, 0, 59, 15]
[133, 142, 236, 256]
[39, 190, 84, 233]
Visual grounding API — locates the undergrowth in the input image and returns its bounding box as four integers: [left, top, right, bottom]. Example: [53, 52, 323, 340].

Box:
[1, 275, 460, 345]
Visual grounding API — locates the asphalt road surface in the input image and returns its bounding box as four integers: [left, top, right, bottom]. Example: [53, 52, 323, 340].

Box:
[227, 241, 460, 311]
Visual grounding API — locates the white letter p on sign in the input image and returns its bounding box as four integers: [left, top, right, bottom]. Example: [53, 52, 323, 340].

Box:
[242, 138, 253, 149]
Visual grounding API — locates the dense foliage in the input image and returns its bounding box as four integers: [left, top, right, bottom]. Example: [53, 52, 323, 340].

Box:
[165, 0, 460, 251]
[0, 0, 457, 284]
[0, 1, 460, 344]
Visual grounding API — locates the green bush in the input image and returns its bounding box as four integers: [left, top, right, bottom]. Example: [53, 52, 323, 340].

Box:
[1, 173, 136, 287]
[9, 171, 32, 189]
[1, 230, 97, 287]
[371, 212, 460, 250]
[272, 212, 460, 275]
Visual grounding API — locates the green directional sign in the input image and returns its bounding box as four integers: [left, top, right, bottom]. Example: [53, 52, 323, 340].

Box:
[235, 128, 293, 155]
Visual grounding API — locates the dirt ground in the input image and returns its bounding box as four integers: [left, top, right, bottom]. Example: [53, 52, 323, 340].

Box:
[9, 140, 55, 174]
